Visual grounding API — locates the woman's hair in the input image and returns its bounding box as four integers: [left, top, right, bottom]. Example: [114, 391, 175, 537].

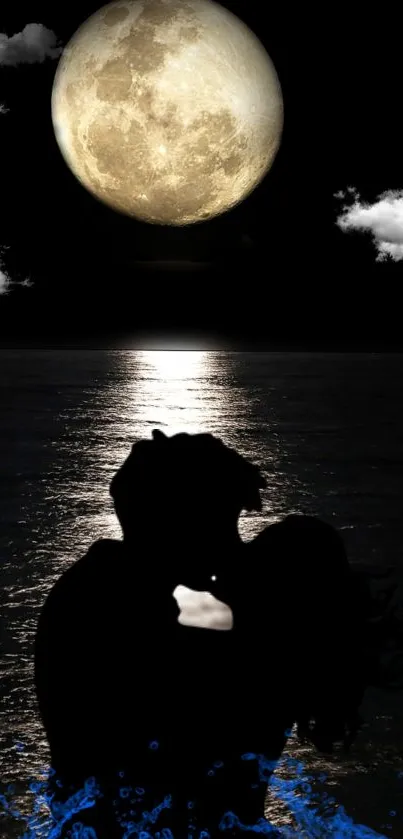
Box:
[349, 563, 403, 692]
[288, 517, 403, 754]
[252, 515, 403, 754]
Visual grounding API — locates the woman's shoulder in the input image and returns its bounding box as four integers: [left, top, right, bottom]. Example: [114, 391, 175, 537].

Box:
[248, 515, 348, 571]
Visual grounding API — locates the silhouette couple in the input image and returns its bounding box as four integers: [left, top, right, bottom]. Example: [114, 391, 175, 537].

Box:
[34, 429, 399, 837]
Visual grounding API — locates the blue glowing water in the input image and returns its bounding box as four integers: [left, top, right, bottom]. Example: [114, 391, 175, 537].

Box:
[1, 751, 400, 838]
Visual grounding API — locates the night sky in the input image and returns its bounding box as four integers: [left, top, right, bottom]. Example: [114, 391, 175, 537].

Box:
[1, 1, 402, 348]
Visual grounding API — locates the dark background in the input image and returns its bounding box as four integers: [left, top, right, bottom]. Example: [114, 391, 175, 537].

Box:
[0, 1, 402, 347]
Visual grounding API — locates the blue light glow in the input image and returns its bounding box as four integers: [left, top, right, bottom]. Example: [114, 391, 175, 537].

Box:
[0, 745, 397, 838]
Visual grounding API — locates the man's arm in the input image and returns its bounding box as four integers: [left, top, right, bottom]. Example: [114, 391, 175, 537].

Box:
[34, 542, 116, 789]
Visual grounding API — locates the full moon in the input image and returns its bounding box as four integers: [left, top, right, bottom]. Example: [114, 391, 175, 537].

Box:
[52, 0, 283, 225]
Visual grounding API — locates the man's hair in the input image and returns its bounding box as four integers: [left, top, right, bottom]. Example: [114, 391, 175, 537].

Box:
[110, 429, 266, 531]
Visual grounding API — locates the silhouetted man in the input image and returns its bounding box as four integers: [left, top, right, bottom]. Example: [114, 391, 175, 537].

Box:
[34, 429, 266, 837]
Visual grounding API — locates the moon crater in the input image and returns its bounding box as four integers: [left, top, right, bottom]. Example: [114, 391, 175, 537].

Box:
[52, 0, 283, 225]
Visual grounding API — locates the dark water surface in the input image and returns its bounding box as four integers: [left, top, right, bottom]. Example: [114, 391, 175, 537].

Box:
[1, 350, 403, 837]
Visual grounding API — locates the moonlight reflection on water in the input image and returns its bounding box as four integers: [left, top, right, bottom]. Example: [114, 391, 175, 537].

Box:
[130, 350, 216, 435]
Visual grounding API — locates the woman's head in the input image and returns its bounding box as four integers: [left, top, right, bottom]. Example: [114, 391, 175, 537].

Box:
[261, 516, 403, 754]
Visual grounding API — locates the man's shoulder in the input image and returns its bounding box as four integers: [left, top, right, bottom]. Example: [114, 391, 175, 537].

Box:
[82, 538, 124, 565]
[43, 539, 124, 610]
[64, 537, 123, 575]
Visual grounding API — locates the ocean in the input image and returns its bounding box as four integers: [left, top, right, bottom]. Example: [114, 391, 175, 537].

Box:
[1, 350, 403, 837]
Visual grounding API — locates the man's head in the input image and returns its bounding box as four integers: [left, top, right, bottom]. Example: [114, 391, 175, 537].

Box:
[110, 428, 266, 559]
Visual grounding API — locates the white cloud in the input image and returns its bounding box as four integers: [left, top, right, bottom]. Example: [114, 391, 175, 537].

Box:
[0, 23, 62, 66]
[0, 249, 33, 295]
[0, 103, 9, 114]
[336, 188, 403, 262]
[0, 267, 11, 295]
